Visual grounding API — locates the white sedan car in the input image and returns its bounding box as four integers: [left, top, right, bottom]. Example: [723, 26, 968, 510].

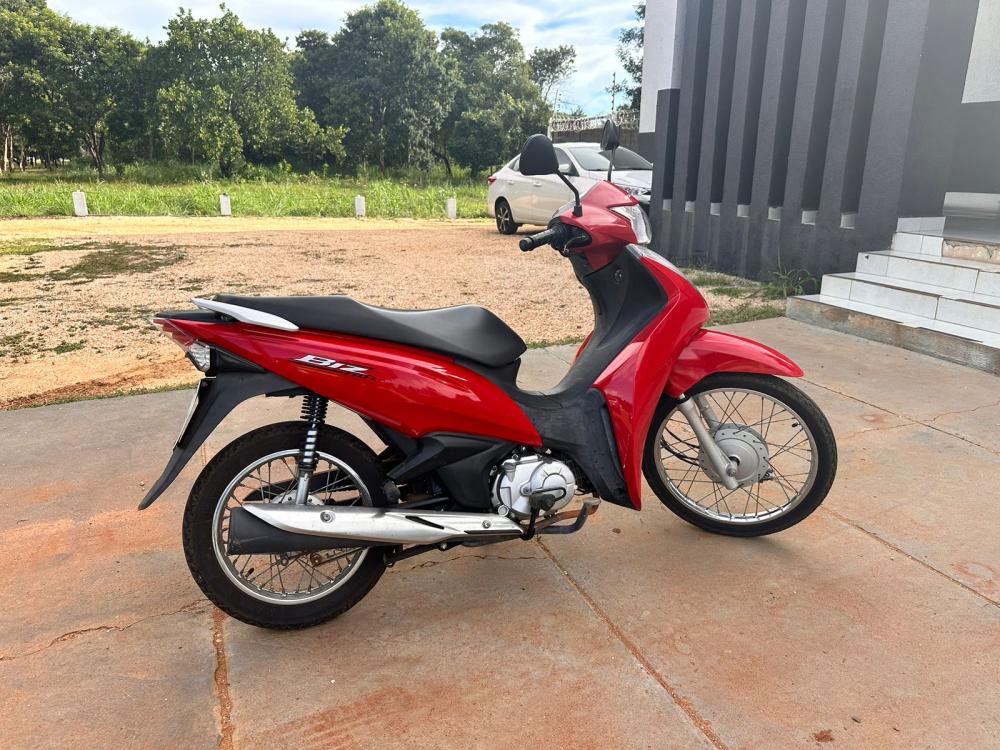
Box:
[487, 141, 652, 234]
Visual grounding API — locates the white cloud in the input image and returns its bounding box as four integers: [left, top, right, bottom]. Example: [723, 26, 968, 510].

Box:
[46, 0, 641, 114]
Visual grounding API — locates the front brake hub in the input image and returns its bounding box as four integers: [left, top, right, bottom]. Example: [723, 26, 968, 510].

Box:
[698, 425, 771, 487]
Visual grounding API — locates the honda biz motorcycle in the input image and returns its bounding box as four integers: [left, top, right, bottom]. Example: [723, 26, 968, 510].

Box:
[140, 122, 836, 629]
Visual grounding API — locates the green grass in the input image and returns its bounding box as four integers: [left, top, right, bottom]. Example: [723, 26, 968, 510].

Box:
[707, 301, 785, 327]
[50, 341, 86, 354]
[0, 242, 183, 283]
[0, 167, 490, 219]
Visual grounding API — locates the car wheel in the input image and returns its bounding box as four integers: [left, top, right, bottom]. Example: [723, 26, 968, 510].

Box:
[495, 199, 520, 235]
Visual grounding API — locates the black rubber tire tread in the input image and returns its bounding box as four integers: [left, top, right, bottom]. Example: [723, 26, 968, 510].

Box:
[183, 421, 390, 629]
[642, 373, 837, 537]
[495, 198, 521, 234]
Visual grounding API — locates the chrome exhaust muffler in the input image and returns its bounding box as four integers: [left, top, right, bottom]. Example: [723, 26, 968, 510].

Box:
[227, 503, 524, 554]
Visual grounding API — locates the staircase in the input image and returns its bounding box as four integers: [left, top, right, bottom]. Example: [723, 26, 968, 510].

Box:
[786, 230, 1000, 374]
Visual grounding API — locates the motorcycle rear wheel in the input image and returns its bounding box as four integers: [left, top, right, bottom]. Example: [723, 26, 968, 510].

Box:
[642, 373, 837, 537]
[183, 421, 390, 629]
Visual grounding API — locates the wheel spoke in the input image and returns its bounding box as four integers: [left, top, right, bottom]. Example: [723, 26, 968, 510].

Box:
[655, 386, 819, 526]
[211, 448, 374, 603]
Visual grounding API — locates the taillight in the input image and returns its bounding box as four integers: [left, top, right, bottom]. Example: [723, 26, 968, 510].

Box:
[154, 317, 195, 348]
[153, 317, 213, 371]
[487, 175, 497, 185]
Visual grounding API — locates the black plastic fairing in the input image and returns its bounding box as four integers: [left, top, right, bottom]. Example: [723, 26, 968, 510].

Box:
[385, 433, 514, 510]
[461, 248, 667, 507]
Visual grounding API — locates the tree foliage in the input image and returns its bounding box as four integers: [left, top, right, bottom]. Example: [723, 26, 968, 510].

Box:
[439, 23, 552, 174]
[528, 45, 576, 106]
[617, 1, 645, 110]
[294, 0, 451, 170]
[0, 0, 577, 177]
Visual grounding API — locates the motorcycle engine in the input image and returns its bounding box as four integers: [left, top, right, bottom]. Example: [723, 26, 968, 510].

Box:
[492, 453, 577, 519]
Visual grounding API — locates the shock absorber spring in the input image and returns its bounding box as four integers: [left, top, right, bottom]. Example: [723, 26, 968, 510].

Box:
[295, 394, 329, 504]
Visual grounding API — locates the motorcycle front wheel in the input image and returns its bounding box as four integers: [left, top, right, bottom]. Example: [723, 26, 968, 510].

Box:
[642, 373, 837, 537]
[183, 421, 390, 629]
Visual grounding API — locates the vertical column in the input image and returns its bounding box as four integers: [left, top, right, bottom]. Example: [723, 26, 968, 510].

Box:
[718, 0, 771, 274]
[777, 0, 846, 273]
[745, 0, 807, 278]
[814, 0, 888, 272]
[692, 0, 741, 267]
[667, 0, 714, 264]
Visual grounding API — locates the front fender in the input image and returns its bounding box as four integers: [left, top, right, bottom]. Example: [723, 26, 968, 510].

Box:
[665, 329, 803, 398]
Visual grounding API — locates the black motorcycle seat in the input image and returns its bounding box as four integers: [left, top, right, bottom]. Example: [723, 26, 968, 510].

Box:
[214, 294, 526, 368]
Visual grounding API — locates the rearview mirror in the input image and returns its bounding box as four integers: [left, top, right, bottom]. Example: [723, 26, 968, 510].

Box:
[600, 119, 621, 151]
[519, 134, 560, 176]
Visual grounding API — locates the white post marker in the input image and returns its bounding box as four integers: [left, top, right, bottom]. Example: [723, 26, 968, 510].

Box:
[354, 195, 366, 218]
[446, 197, 457, 220]
[219, 193, 232, 216]
[71, 191, 88, 217]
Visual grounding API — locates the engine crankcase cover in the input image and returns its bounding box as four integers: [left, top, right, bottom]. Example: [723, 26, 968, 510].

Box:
[493, 453, 577, 519]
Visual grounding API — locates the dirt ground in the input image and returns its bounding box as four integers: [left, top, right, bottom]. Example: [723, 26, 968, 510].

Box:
[0, 217, 769, 408]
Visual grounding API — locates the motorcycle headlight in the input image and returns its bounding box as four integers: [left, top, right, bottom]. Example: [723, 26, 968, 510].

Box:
[611, 204, 653, 244]
[615, 184, 649, 198]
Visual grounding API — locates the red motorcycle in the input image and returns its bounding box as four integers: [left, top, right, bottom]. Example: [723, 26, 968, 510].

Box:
[142, 124, 836, 629]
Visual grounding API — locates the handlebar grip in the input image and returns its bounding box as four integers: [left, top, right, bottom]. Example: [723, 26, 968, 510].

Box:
[519, 226, 562, 252]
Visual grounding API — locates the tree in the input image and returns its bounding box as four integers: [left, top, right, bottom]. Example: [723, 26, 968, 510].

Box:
[156, 81, 243, 173]
[154, 7, 342, 173]
[440, 23, 556, 175]
[60, 23, 144, 177]
[0, 0, 70, 171]
[295, 0, 453, 170]
[617, 1, 645, 110]
[528, 45, 576, 107]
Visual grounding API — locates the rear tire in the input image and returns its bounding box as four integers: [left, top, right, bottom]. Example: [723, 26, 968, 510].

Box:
[495, 198, 520, 234]
[642, 373, 836, 537]
[183, 422, 390, 629]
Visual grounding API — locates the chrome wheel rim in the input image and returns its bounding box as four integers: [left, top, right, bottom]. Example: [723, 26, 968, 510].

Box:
[654, 388, 818, 525]
[496, 203, 512, 232]
[212, 449, 371, 605]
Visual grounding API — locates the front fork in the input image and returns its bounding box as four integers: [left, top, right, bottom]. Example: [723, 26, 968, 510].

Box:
[676, 393, 740, 491]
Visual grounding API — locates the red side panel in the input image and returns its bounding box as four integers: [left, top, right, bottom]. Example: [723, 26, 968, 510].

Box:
[166, 319, 542, 446]
[594, 257, 710, 508]
[665, 330, 803, 398]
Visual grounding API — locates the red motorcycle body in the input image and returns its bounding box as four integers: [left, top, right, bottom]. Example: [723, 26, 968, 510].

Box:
[143, 181, 802, 511]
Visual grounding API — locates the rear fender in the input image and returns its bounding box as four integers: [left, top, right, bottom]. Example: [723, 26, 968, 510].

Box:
[665, 329, 803, 398]
[137, 371, 302, 509]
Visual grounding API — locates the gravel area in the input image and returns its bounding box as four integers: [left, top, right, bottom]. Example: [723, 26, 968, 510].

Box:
[0, 218, 771, 408]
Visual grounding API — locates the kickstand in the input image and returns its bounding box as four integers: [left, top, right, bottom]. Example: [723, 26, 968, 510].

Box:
[522, 508, 539, 540]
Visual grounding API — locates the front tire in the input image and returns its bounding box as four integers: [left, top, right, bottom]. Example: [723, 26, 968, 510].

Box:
[495, 198, 520, 235]
[643, 373, 836, 537]
[183, 421, 390, 629]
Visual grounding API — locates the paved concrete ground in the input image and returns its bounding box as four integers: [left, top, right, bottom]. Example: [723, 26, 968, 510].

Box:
[1, 317, 998, 749]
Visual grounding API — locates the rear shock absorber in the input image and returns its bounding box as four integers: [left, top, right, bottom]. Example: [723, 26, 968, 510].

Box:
[294, 393, 329, 504]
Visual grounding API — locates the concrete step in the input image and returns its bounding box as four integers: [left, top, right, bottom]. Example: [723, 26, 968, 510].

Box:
[855, 251, 1000, 297]
[819, 271, 1000, 334]
[891, 231, 944, 256]
[786, 295, 1000, 375]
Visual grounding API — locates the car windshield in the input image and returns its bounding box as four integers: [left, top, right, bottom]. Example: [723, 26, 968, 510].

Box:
[571, 146, 652, 171]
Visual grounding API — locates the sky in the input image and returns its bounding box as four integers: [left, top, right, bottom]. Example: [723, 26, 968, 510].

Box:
[47, 0, 642, 115]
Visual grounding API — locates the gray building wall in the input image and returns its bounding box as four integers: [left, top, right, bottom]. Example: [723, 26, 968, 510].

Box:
[637, 1, 685, 159]
[645, 0, 982, 280]
[949, 0, 1000, 210]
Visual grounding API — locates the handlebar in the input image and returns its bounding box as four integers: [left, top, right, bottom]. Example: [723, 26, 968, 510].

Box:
[519, 224, 565, 252]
